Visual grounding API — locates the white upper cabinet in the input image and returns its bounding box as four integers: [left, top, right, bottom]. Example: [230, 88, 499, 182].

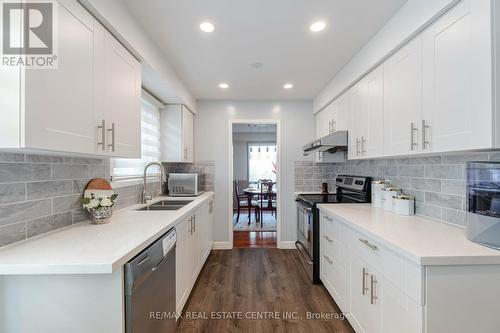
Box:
[363, 66, 384, 158]
[315, 0, 498, 160]
[21, 0, 98, 154]
[315, 104, 333, 139]
[383, 36, 423, 157]
[98, 29, 142, 158]
[422, 0, 492, 153]
[348, 82, 363, 160]
[0, 0, 142, 158]
[161, 104, 195, 163]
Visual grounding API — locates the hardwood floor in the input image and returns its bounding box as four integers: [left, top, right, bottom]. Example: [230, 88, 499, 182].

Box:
[177, 249, 355, 333]
[233, 231, 277, 248]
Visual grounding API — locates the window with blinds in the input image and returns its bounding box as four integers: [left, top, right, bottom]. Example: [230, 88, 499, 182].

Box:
[111, 97, 162, 179]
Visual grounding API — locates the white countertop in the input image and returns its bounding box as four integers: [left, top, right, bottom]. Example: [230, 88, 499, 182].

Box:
[317, 204, 500, 266]
[0, 192, 214, 275]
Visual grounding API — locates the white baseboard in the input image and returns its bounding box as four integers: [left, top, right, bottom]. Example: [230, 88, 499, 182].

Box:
[212, 242, 232, 250]
[278, 241, 296, 249]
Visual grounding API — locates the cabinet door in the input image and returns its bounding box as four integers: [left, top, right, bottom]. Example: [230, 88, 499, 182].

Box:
[363, 66, 384, 158]
[422, 0, 492, 153]
[175, 217, 190, 314]
[379, 275, 422, 333]
[197, 201, 212, 264]
[24, 0, 97, 154]
[335, 96, 349, 131]
[383, 36, 423, 156]
[182, 106, 194, 163]
[189, 216, 200, 284]
[349, 254, 371, 333]
[315, 108, 331, 138]
[102, 31, 141, 158]
[348, 83, 363, 160]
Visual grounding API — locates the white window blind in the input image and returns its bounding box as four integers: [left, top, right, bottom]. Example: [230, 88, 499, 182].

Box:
[248, 143, 277, 182]
[111, 97, 162, 179]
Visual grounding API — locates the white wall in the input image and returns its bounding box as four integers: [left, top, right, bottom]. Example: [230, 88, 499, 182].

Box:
[313, 0, 458, 113]
[79, 0, 196, 110]
[195, 100, 314, 246]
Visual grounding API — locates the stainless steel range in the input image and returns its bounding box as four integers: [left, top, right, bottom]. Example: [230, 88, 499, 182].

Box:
[295, 175, 371, 283]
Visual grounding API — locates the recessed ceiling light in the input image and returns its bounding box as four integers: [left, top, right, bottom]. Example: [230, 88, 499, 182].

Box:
[310, 21, 326, 32]
[283, 83, 294, 89]
[251, 62, 263, 69]
[219, 82, 229, 89]
[200, 22, 215, 33]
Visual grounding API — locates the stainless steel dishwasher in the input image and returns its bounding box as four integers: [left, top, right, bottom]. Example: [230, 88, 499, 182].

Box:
[125, 228, 176, 333]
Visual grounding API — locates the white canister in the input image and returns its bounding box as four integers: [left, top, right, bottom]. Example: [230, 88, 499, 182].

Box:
[392, 194, 415, 215]
[371, 180, 386, 208]
[382, 187, 402, 211]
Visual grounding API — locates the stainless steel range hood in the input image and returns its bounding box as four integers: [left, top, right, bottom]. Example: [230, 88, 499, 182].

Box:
[303, 131, 348, 156]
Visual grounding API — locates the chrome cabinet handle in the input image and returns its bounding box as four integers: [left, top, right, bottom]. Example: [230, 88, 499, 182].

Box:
[193, 215, 196, 232]
[107, 122, 115, 152]
[332, 120, 336, 131]
[356, 137, 360, 156]
[97, 119, 106, 151]
[322, 234, 333, 243]
[359, 238, 378, 251]
[410, 122, 418, 151]
[362, 267, 369, 295]
[422, 119, 430, 149]
[328, 120, 332, 133]
[361, 136, 366, 156]
[184, 147, 188, 161]
[370, 274, 378, 304]
[323, 255, 333, 265]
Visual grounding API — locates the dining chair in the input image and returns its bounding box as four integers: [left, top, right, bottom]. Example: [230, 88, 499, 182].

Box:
[234, 180, 260, 224]
[257, 180, 277, 224]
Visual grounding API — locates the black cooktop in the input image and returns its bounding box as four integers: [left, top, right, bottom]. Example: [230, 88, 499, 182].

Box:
[296, 194, 338, 205]
[296, 192, 369, 206]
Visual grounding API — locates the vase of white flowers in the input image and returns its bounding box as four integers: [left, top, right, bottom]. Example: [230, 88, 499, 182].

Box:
[81, 193, 118, 224]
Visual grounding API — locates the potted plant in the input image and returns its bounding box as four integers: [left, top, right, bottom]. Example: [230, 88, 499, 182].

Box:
[80, 193, 118, 224]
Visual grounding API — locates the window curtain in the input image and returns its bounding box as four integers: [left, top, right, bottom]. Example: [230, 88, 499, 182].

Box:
[111, 98, 162, 178]
[248, 143, 277, 182]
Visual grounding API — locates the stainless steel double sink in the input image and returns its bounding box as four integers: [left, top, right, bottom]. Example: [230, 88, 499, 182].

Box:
[137, 200, 193, 211]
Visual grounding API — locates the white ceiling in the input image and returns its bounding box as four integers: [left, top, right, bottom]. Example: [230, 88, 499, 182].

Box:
[124, 0, 407, 101]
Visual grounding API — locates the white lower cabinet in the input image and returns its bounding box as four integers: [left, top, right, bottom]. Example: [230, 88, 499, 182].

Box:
[175, 198, 214, 315]
[321, 212, 422, 332]
[319, 210, 500, 333]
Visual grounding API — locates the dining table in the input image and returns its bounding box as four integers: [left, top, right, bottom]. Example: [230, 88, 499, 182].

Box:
[243, 186, 277, 223]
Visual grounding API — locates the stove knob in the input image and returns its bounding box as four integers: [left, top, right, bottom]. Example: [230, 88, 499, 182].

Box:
[355, 180, 363, 185]
[336, 178, 343, 183]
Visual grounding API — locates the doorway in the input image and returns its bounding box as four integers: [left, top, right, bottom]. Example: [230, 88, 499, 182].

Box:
[229, 121, 281, 248]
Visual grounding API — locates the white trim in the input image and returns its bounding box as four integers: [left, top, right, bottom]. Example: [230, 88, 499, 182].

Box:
[228, 119, 282, 248]
[142, 89, 165, 109]
[212, 242, 232, 250]
[278, 241, 296, 249]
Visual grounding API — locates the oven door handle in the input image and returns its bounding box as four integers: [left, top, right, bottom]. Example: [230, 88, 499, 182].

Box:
[295, 241, 313, 265]
[296, 200, 313, 212]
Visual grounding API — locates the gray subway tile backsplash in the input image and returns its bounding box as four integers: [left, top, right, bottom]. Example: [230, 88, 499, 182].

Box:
[0, 154, 211, 248]
[27, 180, 73, 200]
[0, 183, 26, 204]
[294, 150, 500, 228]
[0, 163, 51, 183]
